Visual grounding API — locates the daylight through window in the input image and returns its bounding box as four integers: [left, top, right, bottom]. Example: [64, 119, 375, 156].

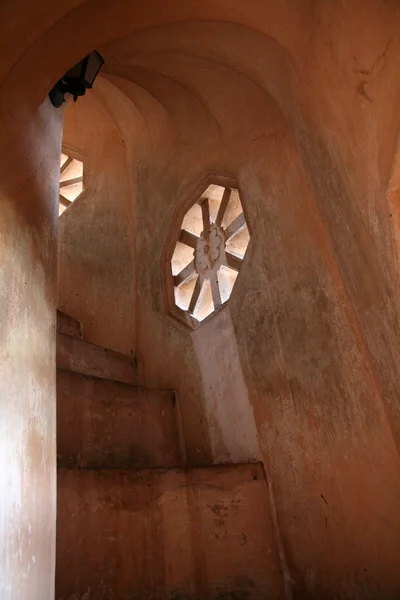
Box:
[59, 153, 84, 215]
[170, 183, 250, 324]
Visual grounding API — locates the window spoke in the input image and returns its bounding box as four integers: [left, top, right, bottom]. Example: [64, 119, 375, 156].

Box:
[59, 194, 72, 208]
[60, 156, 73, 175]
[179, 229, 199, 249]
[224, 212, 246, 240]
[225, 252, 243, 272]
[201, 199, 210, 241]
[188, 277, 202, 314]
[210, 273, 222, 309]
[216, 187, 231, 226]
[59, 175, 84, 188]
[174, 260, 195, 287]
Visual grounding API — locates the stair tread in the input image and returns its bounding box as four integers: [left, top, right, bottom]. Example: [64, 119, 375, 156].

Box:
[57, 369, 181, 470]
[56, 366, 172, 394]
[57, 310, 83, 339]
[57, 331, 138, 384]
[57, 462, 265, 476]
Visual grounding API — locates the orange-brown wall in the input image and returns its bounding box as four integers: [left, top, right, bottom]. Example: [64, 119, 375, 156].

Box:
[2, 1, 400, 598]
[55, 4, 400, 595]
[58, 91, 136, 356]
[131, 127, 400, 597]
[0, 101, 62, 598]
[57, 464, 284, 600]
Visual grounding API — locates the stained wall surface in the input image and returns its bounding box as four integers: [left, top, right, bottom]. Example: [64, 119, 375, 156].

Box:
[57, 369, 181, 469]
[0, 101, 63, 599]
[2, 1, 400, 599]
[57, 91, 137, 356]
[57, 463, 284, 600]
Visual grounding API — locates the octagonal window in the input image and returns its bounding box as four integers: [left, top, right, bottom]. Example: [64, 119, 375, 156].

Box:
[170, 183, 250, 325]
[59, 153, 84, 215]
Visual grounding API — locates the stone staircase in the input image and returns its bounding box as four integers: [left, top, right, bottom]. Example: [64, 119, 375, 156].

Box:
[55, 311, 284, 600]
[57, 312, 137, 385]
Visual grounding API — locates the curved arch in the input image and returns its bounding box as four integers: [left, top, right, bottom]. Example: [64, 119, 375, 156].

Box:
[104, 63, 222, 141]
[100, 19, 295, 109]
[0, 1, 313, 88]
[100, 73, 178, 141]
[0, 5, 311, 130]
[106, 48, 287, 128]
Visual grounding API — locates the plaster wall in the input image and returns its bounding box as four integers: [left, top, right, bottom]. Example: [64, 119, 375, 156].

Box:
[2, 1, 400, 599]
[132, 123, 400, 596]
[0, 101, 62, 599]
[87, 12, 400, 592]
[57, 369, 181, 469]
[57, 463, 283, 600]
[232, 140, 400, 598]
[193, 310, 261, 464]
[57, 90, 136, 356]
[290, 4, 400, 455]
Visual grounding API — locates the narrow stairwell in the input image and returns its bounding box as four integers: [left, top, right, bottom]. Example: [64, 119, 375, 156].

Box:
[56, 311, 284, 600]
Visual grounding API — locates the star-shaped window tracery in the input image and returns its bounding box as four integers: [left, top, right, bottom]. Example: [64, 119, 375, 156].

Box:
[170, 183, 250, 323]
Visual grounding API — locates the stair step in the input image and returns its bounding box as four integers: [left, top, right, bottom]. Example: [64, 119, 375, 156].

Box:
[57, 310, 83, 339]
[56, 463, 284, 600]
[57, 369, 182, 469]
[57, 332, 137, 384]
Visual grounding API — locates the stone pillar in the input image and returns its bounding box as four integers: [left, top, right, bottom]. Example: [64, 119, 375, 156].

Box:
[0, 99, 63, 599]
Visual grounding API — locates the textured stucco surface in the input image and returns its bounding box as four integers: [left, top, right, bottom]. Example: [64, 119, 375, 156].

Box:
[57, 463, 284, 600]
[2, 1, 400, 598]
[57, 369, 181, 469]
[0, 100, 62, 599]
[57, 91, 137, 356]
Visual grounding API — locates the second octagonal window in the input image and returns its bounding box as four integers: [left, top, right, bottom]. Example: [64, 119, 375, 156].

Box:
[171, 184, 250, 323]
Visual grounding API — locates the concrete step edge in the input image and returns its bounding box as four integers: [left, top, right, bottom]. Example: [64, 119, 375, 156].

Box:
[57, 462, 266, 479]
[57, 310, 83, 339]
[57, 366, 176, 398]
[56, 332, 138, 385]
